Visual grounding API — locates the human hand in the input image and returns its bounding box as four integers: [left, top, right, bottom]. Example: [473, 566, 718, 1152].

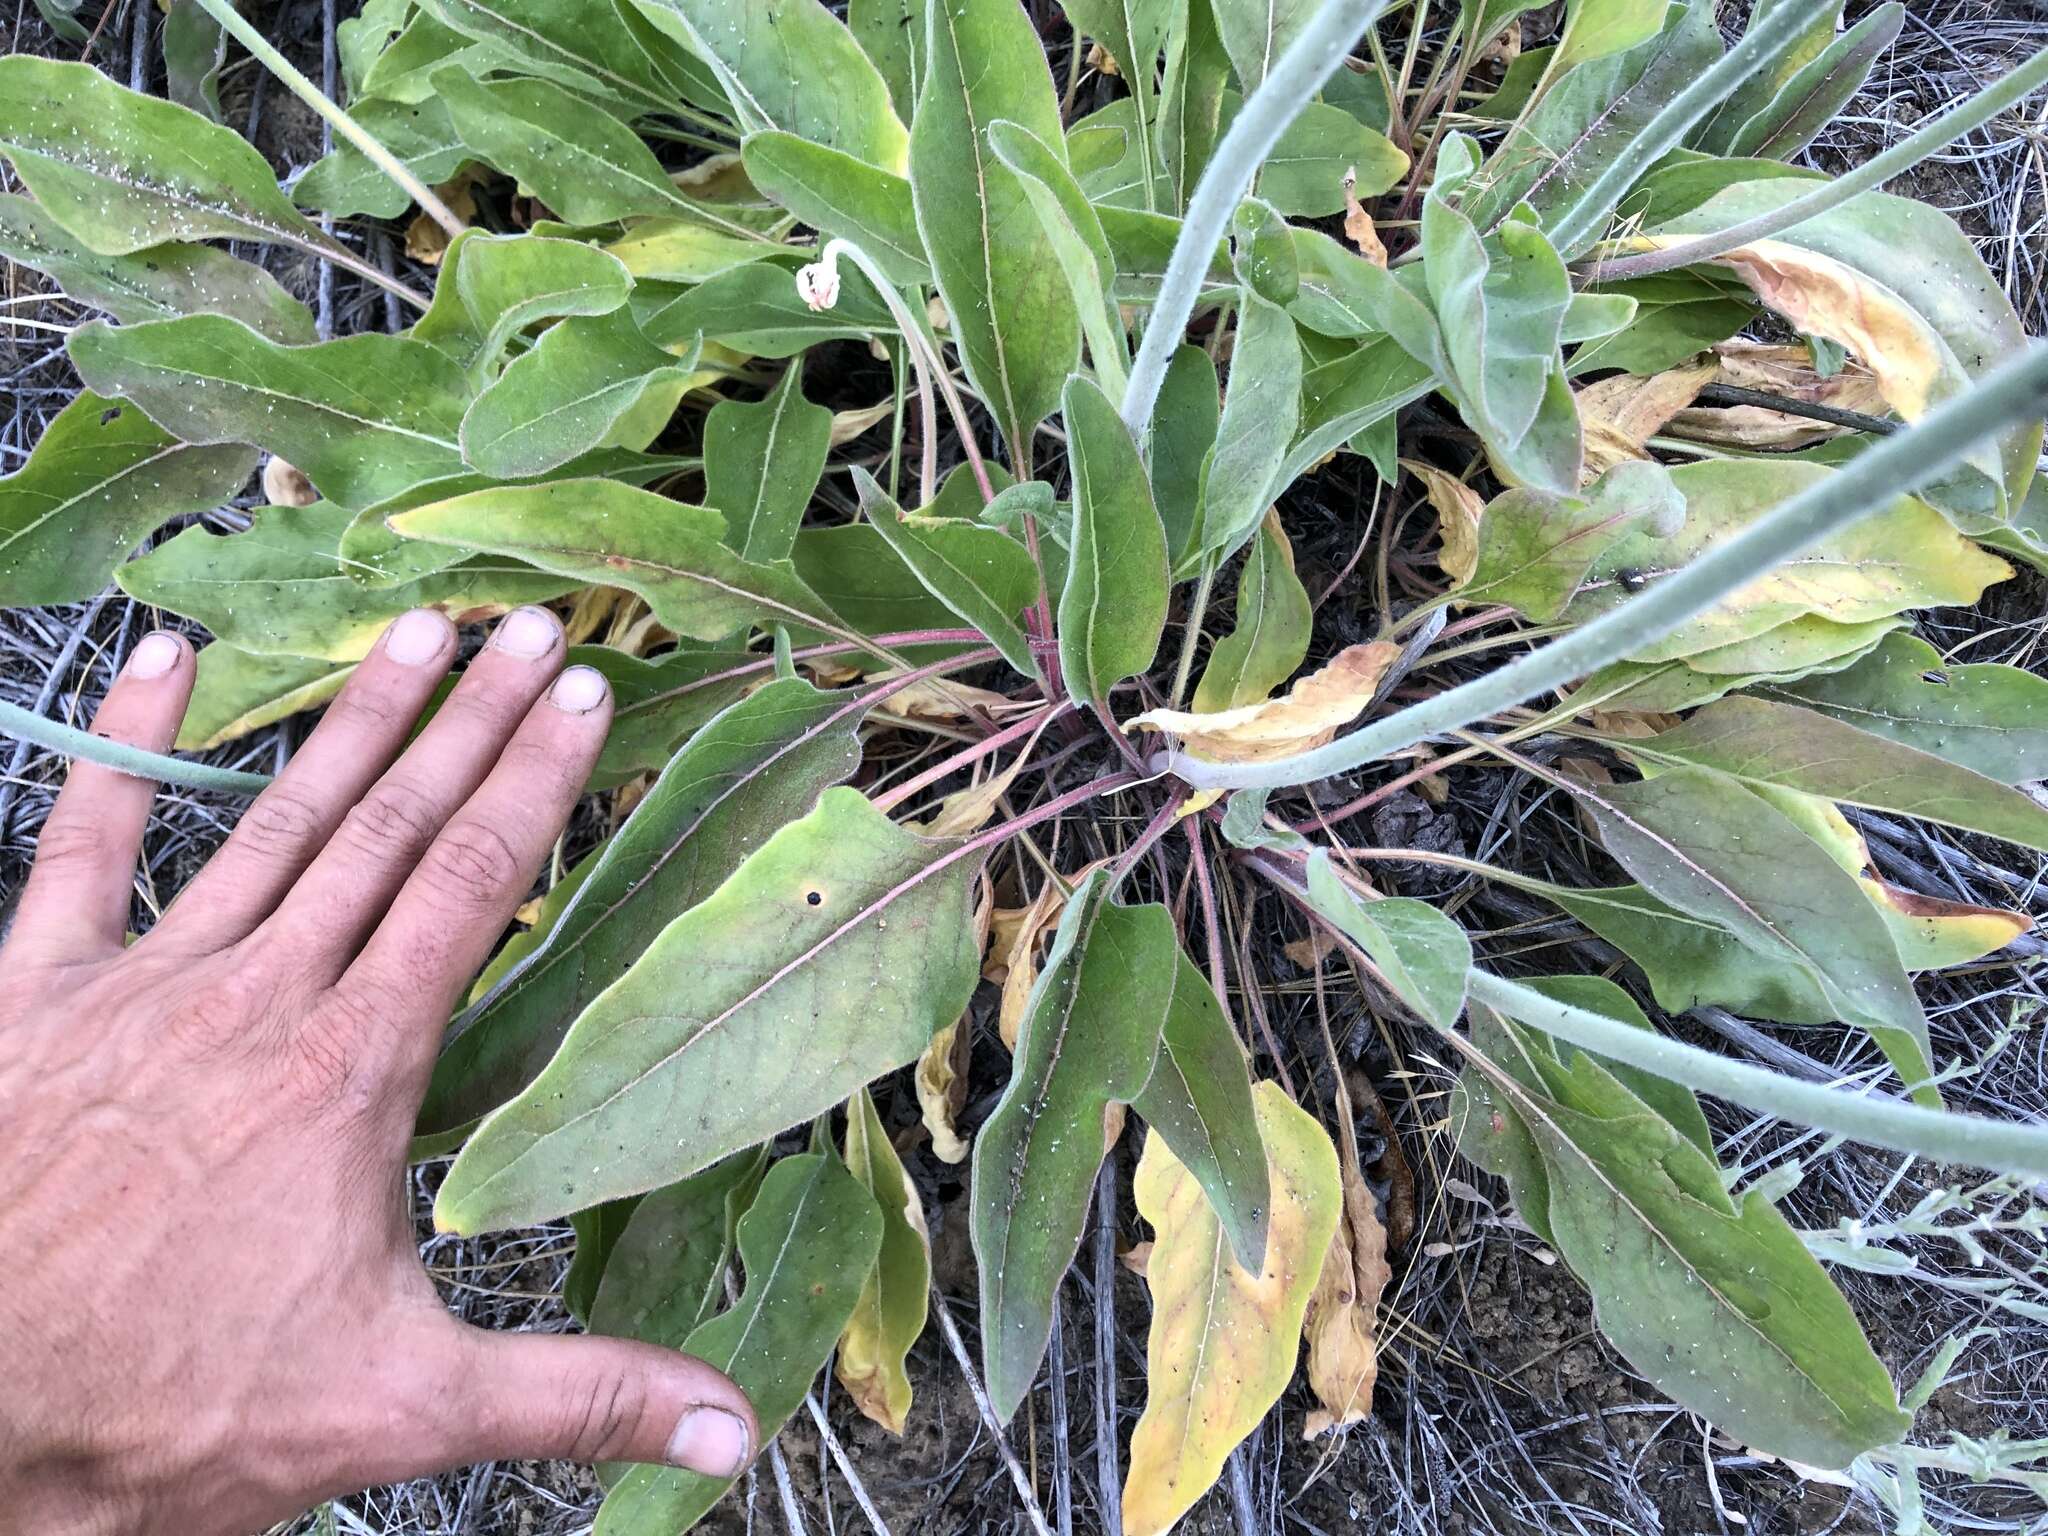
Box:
[0, 607, 757, 1536]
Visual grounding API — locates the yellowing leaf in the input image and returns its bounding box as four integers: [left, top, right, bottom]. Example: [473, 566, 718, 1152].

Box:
[1403, 460, 1484, 582]
[1869, 880, 2032, 971]
[1127, 643, 1399, 764]
[1341, 166, 1388, 268]
[1669, 344, 1891, 450]
[1625, 236, 1943, 420]
[1123, 1082, 1341, 1536]
[1302, 1157, 1390, 1438]
[915, 1020, 972, 1164]
[837, 1086, 931, 1436]
[1574, 359, 1716, 482]
[996, 872, 1088, 1051]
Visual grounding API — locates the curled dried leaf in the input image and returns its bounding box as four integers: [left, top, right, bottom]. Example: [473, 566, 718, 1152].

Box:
[260, 455, 316, 508]
[1128, 643, 1400, 763]
[1574, 359, 1717, 483]
[1342, 167, 1388, 268]
[1302, 1160, 1390, 1438]
[1403, 460, 1484, 583]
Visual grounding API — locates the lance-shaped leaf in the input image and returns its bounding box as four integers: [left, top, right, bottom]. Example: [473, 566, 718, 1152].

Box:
[0, 390, 254, 607]
[1703, 3, 1903, 161]
[418, 679, 865, 1140]
[1132, 950, 1270, 1271]
[0, 193, 314, 342]
[910, 0, 1081, 459]
[1062, 0, 1174, 203]
[418, 0, 717, 118]
[1216, 95, 1408, 220]
[1192, 294, 1301, 564]
[1303, 850, 1472, 1029]
[851, 0, 928, 122]
[1158, 0, 1228, 210]
[1058, 375, 1169, 710]
[437, 788, 984, 1232]
[1462, 460, 1686, 621]
[972, 871, 1177, 1420]
[177, 646, 355, 751]
[1192, 515, 1310, 713]
[1151, 344, 1220, 564]
[1762, 630, 2048, 786]
[630, 0, 909, 173]
[437, 72, 702, 227]
[293, 97, 468, 220]
[388, 479, 860, 646]
[412, 231, 636, 377]
[1462, 1001, 1910, 1469]
[461, 311, 697, 480]
[855, 470, 1039, 678]
[1572, 766, 1938, 1103]
[589, 1147, 770, 1348]
[69, 317, 472, 510]
[1122, 1081, 1340, 1536]
[1130, 643, 1398, 765]
[1633, 696, 2048, 854]
[594, 1152, 882, 1535]
[837, 1085, 931, 1435]
[117, 504, 574, 661]
[0, 56, 328, 255]
[703, 365, 832, 564]
[742, 131, 929, 286]
[988, 117, 1129, 397]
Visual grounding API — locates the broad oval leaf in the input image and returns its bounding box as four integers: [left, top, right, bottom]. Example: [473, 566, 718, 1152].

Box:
[418, 678, 866, 1140]
[741, 130, 929, 286]
[589, 1146, 770, 1349]
[972, 869, 1177, 1421]
[418, 0, 717, 118]
[0, 390, 254, 607]
[1122, 1080, 1340, 1536]
[436, 787, 985, 1232]
[1057, 375, 1169, 710]
[177, 646, 355, 751]
[1302, 850, 1472, 1029]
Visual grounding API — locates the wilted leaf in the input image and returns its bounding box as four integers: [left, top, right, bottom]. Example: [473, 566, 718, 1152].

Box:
[910, 0, 1081, 459]
[973, 870, 1176, 1420]
[437, 788, 984, 1232]
[702, 364, 832, 563]
[1301, 1151, 1388, 1438]
[1130, 643, 1398, 764]
[916, 1019, 972, 1164]
[70, 316, 472, 509]
[1191, 514, 1311, 713]
[1575, 358, 1716, 479]
[0, 390, 255, 607]
[594, 1152, 881, 1535]
[1403, 460, 1485, 583]
[1122, 1082, 1341, 1536]
[1059, 376, 1170, 709]
[837, 1086, 931, 1435]
[1302, 850, 1472, 1029]
[419, 679, 864, 1141]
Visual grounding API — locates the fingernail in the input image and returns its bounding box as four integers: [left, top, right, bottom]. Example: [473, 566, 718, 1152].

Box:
[665, 1408, 749, 1477]
[126, 631, 184, 680]
[384, 608, 451, 666]
[491, 606, 561, 660]
[549, 665, 609, 714]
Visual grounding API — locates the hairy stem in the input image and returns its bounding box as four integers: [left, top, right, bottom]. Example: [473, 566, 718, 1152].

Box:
[0, 696, 271, 795]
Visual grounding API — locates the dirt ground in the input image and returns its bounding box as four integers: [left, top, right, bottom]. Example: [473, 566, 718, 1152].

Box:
[4, 3, 2047, 1534]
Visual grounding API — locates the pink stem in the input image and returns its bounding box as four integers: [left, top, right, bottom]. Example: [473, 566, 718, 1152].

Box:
[621, 629, 987, 714]
[1113, 794, 1182, 881]
[871, 700, 1072, 815]
[1183, 818, 1230, 1012]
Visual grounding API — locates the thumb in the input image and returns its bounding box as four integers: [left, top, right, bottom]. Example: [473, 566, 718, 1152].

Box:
[444, 1326, 759, 1479]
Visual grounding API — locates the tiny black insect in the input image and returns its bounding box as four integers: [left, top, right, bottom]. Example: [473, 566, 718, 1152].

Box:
[1615, 567, 1649, 593]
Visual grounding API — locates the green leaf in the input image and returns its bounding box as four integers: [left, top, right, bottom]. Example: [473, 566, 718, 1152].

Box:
[565, 1198, 641, 1327]
[1191, 517, 1310, 712]
[418, 678, 865, 1141]
[413, 231, 636, 377]
[437, 71, 701, 227]
[1566, 272, 1754, 377]
[1513, 976, 1713, 1155]
[0, 390, 255, 607]
[1158, 0, 1229, 211]
[418, 0, 717, 119]
[1762, 630, 2048, 786]
[629, 0, 910, 173]
[837, 1085, 930, 1435]
[177, 646, 356, 751]
[1561, 460, 2013, 663]
[582, 642, 760, 785]
[850, 0, 928, 123]
[293, 98, 467, 220]
[637, 263, 899, 358]
[436, 787, 985, 1232]
[116, 504, 576, 661]
[701, 364, 833, 564]
[1192, 294, 1301, 563]
[988, 117, 1129, 399]
[1634, 696, 2048, 854]
[854, 471, 1039, 677]
[1570, 765, 1937, 1103]
[389, 479, 860, 645]
[0, 193, 315, 342]
[910, 0, 1081, 460]
[0, 56, 326, 254]
[741, 131, 929, 286]
[1464, 999, 1910, 1469]
[1132, 950, 1271, 1270]
[594, 1152, 882, 1535]
[1061, 0, 1174, 213]
[1462, 461, 1685, 621]
[599, 220, 782, 285]
[1231, 197, 1299, 307]
[790, 524, 979, 657]
[1218, 94, 1408, 219]
[1149, 346, 1219, 566]
[972, 870, 1177, 1420]
[1302, 851, 1472, 1029]
[1209, 0, 1315, 93]
[588, 1147, 769, 1347]
[1693, 2, 1895, 161]
[1057, 374, 1170, 710]
[68, 316, 472, 509]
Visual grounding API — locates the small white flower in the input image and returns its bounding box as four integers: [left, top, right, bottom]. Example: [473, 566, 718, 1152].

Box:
[796, 262, 841, 312]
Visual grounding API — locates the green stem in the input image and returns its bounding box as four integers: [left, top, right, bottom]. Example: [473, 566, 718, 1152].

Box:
[1122, 0, 1393, 439]
[1467, 971, 2048, 1181]
[191, 0, 467, 241]
[1585, 44, 2048, 285]
[0, 697, 271, 795]
[1167, 557, 1218, 708]
[1165, 341, 2048, 790]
